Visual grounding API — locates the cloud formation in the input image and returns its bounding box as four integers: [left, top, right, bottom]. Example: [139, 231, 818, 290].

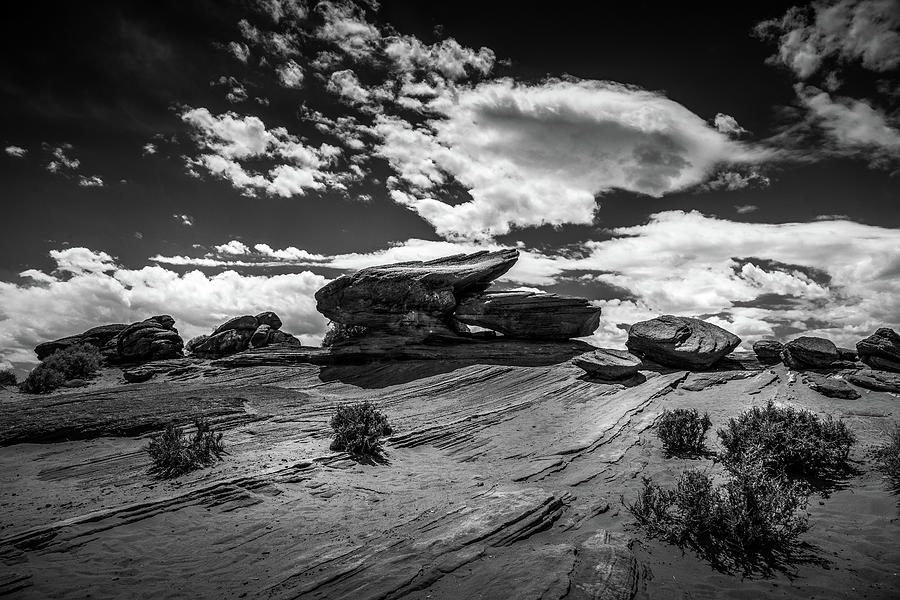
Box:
[4, 145, 27, 158]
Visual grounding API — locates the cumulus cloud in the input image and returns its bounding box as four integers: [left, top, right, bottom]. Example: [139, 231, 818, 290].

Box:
[142, 143, 158, 155]
[374, 78, 772, 239]
[45, 143, 80, 173]
[0, 249, 329, 366]
[174, 213, 194, 226]
[276, 59, 304, 88]
[78, 175, 104, 187]
[4, 145, 27, 158]
[326, 69, 370, 104]
[713, 113, 749, 136]
[315, 0, 380, 59]
[797, 85, 900, 157]
[703, 169, 771, 191]
[228, 41, 251, 63]
[384, 36, 495, 80]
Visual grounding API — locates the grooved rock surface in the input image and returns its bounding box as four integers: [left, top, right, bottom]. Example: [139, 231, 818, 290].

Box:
[781, 336, 839, 369]
[455, 290, 601, 339]
[315, 249, 519, 338]
[573, 349, 642, 380]
[753, 340, 784, 364]
[625, 315, 740, 369]
[857, 328, 900, 373]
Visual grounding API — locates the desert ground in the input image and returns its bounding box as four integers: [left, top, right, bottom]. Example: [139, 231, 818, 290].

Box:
[1, 349, 898, 599]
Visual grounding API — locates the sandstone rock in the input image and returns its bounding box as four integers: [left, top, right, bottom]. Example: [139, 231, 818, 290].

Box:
[122, 368, 154, 384]
[837, 347, 858, 362]
[857, 328, 900, 373]
[455, 290, 601, 339]
[805, 373, 861, 399]
[845, 369, 900, 394]
[189, 329, 249, 358]
[250, 324, 272, 348]
[625, 315, 741, 369]
[255, 311, 283, 330]
[268, 330, 301, 346]
[315, 249, 519, 339]
[212, 315, 259, 336]
[35, 324, 128, 361]
[185, 335, 209, 354]
[781, 336, 838, 370]
[752, 340, 783, 364]
[115, 316, 184, 364]
[61, 378, 88, 388]
[573, 349, 642, 380]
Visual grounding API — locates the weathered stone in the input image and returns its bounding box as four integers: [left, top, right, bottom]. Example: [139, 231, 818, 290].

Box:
[250, 324, 272, 348]
[455, 290, 601, 339]
[781, 336, 838, 369]
[805, 373, 861, 399]
[845, 369, 900, 393]
[857, 328, 900, 373]
[35, 324, 129, 361]
[573, 349, 642, 380]
[115, 316, 184, 364]
[625, 315, 741, 369]
[315, 249, 519, 339]
[254, 311, 283, 330]
[836, 347, 858, 362]
[185, 335, 209, 354]
[268, 330, 301, 346]
[752, 339, 784, 364]
[122, 368, 154, 384]
[189, 329, 250, 358]
[212, 315, 259, 336]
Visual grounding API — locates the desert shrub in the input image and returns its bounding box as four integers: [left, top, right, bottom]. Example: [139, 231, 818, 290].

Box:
[627, 462, 810, 575]
[20, 344, 102, 393]
[0, 369, 17, 387]
[657, 408, 712, 456]
[873, 423, 900, 491]
[330, 401, 392, 457]
[717, 401, 855, 480]
[147, 418, 226, 479]
[322, 322, 368, 347]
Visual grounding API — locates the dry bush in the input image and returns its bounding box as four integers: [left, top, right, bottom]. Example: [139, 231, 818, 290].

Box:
[147, 418, 226, 479]
[657, 408, 712, 457]
[330, 401, 392, 457]
[873, 422, 900, 492]
[21, 344, 102, 393]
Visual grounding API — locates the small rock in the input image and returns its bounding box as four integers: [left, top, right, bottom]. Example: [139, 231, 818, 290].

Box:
[752, 340, 784, 364]
[805, 373, 860, 399]
[573, 349, 642, 380]
[122, 368, 154, 384]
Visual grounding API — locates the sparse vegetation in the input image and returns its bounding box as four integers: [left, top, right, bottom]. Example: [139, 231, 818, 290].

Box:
[627, 462, 810, 575]
[657, 408, 712, 457]
[717, 401, 855, 480]
[322, 322, 368, 347]
[0, 369, 16, 387]
[20, 344, 102, 394]
[147, 418, 226, 479]
[873, 422, 900, 491]
[330, 401, 392, 457]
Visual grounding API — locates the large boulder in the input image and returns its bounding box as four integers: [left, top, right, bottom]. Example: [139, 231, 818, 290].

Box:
[857, 327, 900, 373]
[752, 340, 783, 364]
[573, 349, 642, 380]
[187, 311, 297, 357]
[455, 291, 601, 339]
[780, 336, 838, 370]
[250, 324, 272, 349]
[212, 315, 259, 336]
[35, 324, 128, 361]
[255, 311, 283, 330]
[625, 315, 741, 369]
[188, 329, 249, 358]
[315, 249, 519, 340]
[114, 315, 184, 363]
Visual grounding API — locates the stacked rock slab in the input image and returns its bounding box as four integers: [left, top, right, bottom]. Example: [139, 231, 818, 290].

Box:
[187, 311, 299, 358]
[573, 349, 642, 380]
[625, 315, 741, 369]
[856, 327, 900, 373]
[34, 316, 183, 364]
[314, 249, 602, 345]
[780, 336, 838, 370]
[752, 340, 783, 364]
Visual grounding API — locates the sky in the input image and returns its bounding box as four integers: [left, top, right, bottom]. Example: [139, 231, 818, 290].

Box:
[1, 0, 899, 370]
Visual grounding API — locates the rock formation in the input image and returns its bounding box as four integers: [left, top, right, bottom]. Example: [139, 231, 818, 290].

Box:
[186, 312, 300, 358]
[846, 369, 900, 394]
[34, 316, 183, 365]
[625, 315, 741, 369]
[314, 249, 602, 347]
[856, 327, 900, 373]
[780, 336, 838, 370]
[752, 340, 783, 364]
[805, 373, 861, 399]
[573, 349, 642, 380]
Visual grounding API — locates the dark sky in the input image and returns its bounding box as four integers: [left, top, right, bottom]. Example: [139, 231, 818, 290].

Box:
[1, 0, 898, 366]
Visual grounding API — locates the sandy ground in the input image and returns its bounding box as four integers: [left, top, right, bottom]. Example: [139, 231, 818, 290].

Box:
[0, 352, 898, 599]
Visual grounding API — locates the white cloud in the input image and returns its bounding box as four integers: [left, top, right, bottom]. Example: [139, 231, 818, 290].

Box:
[713, 113, 749, 136]
[214, 240, 251, 255]
[49, 248, 117, 275]
[45, 144, 80, 173]
[703, 170, 771, 191]
[756, 0, 900, 79]
[315, 1, 380, 59]
[276, 59, 304, 88]
[735, 204, 759, 214]
[374, 78, 772, 239]
[228, 41, 251, 63]
[326, 69, 371, 104]
[253, 0, 308, 23]
[174, 213, 194, 227]
[797, 85, 900, 155]
[384, 36, 495, 80]
[142, 143, 158, 155]
[0, 250, 329, 366]
[78, 175, 104, 187]
[4, 145, 27, 158]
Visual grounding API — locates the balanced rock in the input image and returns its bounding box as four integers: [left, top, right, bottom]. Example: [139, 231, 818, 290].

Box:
[805, 373, 860, 399]
[752, 340, 783, 364]
[857, 328, 900, 373]
[268, 329, 301, 346]
[780, 336, 838, 370]
[573, 349, 642, 380]
[315, 249, 519, 340]
[625, 315, 741, 369]
[255, 311, 283, 330]
[455, 291, 601, 339]
[846, 369, 900, 394]
[115, 316, 184, 364]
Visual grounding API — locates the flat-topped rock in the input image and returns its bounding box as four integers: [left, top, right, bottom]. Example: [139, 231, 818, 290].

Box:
[315, 249, 519, 338]
[781, 336, 838, 369]
[455, 290, 601, 339]
[857, 327, 900, 373]
[573, 348, 642, 380]
[752, 340, 783, 364]
[625, 315, 740, 369]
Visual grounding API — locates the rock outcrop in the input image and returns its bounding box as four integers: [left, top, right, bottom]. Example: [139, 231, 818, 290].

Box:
[455, 290, 601, 339]
[34, 316, 183, 365]
[186, 312, 299, 358]
[780, 336, 838, 370]
[857, 327, 900, 373]
[573, 349, 642, 380]
[752, 340, 783, 364]
[805, 373, 861, 399]
[625, 315, 741, 369]
[314, 249, 601, 348]
[846, 369, 900, 394]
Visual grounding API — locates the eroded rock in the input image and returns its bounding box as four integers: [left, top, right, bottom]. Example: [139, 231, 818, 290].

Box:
[625, 315, 741, 369]
[455, 290, 601, 339]
[35, 324, 129, 361]
[114, 316, 184, 364]
[781, 336, 838, 370]
[857, 328, 900, 373]
[187, 312, 298, 357]
[753, 340, 783, 364]
[845, 369, 900, 394]
[573, 349, 642, 380]
[805, 373, 860, 399]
